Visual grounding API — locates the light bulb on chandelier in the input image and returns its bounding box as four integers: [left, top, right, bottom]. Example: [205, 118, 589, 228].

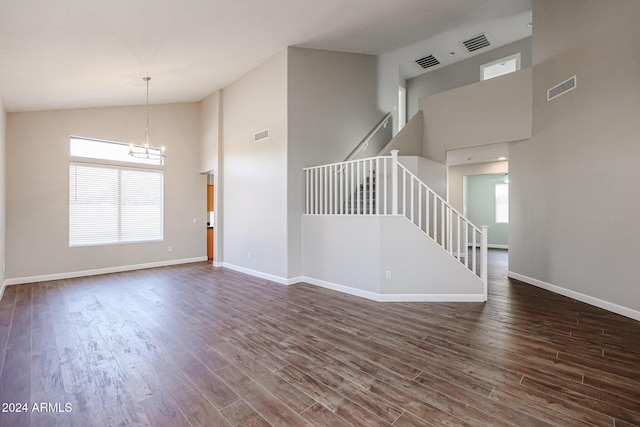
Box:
[128, 77, 166, 161]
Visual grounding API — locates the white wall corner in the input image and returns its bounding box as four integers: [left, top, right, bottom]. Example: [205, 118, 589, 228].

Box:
[508, 271, 640, 322]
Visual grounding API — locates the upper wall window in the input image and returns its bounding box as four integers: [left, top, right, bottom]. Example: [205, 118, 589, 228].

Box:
[481, 53, 521, 81]
[70, 135, 164, 166]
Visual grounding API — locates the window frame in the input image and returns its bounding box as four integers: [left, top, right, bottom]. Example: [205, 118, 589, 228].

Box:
[69, 136, 164, 248]
[70, 135, 164, 166]
[495, 182, 509, 224]
[480, 53, 521, 81]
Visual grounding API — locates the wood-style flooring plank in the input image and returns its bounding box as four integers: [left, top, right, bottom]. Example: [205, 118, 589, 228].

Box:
[1, 250, 640, 426]
[0, 284, 32, 427]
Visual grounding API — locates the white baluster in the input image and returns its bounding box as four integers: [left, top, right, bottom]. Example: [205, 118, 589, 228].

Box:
[447, 208, 452, 254]
[314, 169, 318, 214]
[433, 197, 438, 243]
[472, 230, 477, 275]
[306, 169, 310, 214]
[418, 186, 422, 232]
[481, 225, 489, 301]
[440, 202, 445, 247]
[426, 189, 430, 236]
[373, 157, 380, 215]
[456, 216, 461, 260]
[391, 150, 398, 215]
[402, 170, 407, 216]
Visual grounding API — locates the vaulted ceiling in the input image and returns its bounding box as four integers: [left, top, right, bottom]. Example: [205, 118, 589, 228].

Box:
[0, 0, 531, 112]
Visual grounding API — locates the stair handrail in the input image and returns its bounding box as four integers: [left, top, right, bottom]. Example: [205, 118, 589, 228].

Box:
[343, 112, 392, 162]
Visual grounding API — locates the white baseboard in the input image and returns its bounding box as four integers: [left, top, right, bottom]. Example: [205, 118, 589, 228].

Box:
[3, 257, 208, 287]
[222, 263, 302, 286]
[301, 276, 484, 303]
[0, 281, 5, 302]
[301, 276, 381, 300]
[508, 271, 640, 322]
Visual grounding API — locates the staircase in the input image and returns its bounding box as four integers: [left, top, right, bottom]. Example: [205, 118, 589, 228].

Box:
[304, 150, 488, 300]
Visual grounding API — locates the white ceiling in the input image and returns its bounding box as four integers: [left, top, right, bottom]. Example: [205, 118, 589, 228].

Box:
[0, 0, 531, 112]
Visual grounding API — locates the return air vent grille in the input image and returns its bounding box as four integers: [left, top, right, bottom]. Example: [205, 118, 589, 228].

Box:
[254, 129, 269, 142]
[415, 54, 440, 69]
[462, 33, 491, 52]
[547, 76, 577, 101]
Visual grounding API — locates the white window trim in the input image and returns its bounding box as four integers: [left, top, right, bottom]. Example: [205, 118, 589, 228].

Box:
[495, 183, 509, 224]
[69, 136, 165, 248]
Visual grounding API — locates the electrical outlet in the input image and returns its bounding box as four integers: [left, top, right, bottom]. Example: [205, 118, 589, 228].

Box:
[247, 252, 252, 259]
[385, 270, 392, 279]
[168, 246, 173, 252]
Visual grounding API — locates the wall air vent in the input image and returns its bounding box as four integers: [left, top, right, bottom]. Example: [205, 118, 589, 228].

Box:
[415, 54, 440, 69]
[254, 129, 269, 142]
[462, 33, 491, 52]
[547, 76, 577, 101]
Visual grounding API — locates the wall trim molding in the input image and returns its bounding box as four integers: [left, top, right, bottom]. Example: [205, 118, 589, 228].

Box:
[222, 263, 299, 285]
[3, 257, 208, 287]
[508, 271, 640, 322]
[216, 265, 484, 302]
[301, 276, 484, 303]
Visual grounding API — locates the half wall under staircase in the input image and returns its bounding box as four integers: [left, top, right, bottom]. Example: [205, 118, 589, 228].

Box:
[301, 150, 488, 302]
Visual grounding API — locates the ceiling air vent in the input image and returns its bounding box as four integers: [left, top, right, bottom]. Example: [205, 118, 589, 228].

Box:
[462, 33, 491, 52]
[415, 54, 440, 69]
[547, 76, 577, 101]
[254, 129, 269, 142]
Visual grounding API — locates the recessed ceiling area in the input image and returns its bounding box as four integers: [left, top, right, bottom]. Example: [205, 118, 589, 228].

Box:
[0, 0, 531, 112]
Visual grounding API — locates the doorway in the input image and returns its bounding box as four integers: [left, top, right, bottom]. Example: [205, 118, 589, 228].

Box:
[463, 173, 509, 250]
[207, 174, 214, 260]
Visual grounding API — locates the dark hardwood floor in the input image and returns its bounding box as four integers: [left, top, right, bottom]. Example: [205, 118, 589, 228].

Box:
[1, 250, 639, 426]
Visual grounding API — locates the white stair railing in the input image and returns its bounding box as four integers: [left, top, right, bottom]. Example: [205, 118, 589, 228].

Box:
[304, 150, 488, 300]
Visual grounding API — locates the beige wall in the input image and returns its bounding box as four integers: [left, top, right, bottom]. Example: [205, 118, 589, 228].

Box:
[200, 90, 223, 263]
[221, 49, 289, 279]
[288, 47, 382, 279]
[0, 99, 5, 291]
[6, 103, 205, 281]
[408, 37, 532, 118]
[420, 68, 532, 164]
[201, 47, 383, 281]
[302, 215, 483, 300]
[200, 90, 221, 174]
[510, 0, 640, 316]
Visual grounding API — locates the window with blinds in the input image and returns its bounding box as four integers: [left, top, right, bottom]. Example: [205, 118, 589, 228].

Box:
[495, 183, 509, 224]
[69, 150, 164, 247]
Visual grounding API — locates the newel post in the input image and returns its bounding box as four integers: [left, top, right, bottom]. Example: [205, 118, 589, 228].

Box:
[481, 225, 489, 301]
[391, 150, 399, 215]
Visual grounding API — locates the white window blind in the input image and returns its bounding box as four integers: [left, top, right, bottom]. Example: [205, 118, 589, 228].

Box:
[69, 163, 163, 246]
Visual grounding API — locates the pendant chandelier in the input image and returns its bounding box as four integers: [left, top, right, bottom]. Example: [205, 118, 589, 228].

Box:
[129, 76, 166, 161]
